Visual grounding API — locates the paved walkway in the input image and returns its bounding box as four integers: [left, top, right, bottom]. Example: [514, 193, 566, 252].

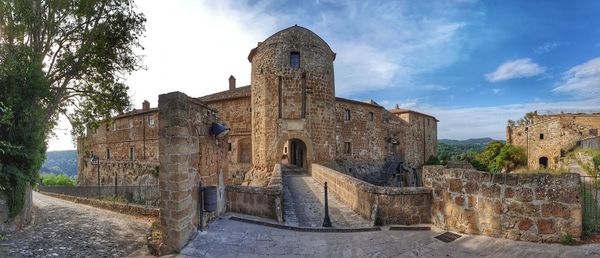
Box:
[0, 192, 152, 257]
[282, 165, 370, 228]
[179, 216, 600, 257]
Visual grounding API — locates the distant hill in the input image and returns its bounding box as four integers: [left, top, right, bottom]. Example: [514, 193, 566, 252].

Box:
[439, 138, 502, 146]
[41, 150, 77, 177]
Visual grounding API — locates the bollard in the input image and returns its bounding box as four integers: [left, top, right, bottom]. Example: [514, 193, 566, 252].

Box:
[322, 182, 332, 227]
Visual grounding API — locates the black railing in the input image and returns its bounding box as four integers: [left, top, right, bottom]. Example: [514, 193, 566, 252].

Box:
[39, 185, 160, 208]
[581, 176, 600, 234]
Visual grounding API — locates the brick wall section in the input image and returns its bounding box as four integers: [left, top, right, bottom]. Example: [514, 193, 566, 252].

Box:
[422, 166, 582, 242]
[158, 91, 227, 252]
[40, 192, 159, 216]
[311, 164, 432, 225]
[225, 164, 284, 222]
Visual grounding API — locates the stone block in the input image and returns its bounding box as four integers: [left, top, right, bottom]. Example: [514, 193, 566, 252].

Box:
[449, 179, 463, 192]
[537, 219, 555, 234]
[518, 218, 533, 230]
[541, 202, 571, 219]
[480, 183, 501, 198]
[464, 181, 479, 194]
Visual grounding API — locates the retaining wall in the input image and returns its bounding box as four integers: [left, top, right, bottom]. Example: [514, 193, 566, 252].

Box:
[422, 166, 582, 242]
[311, 164, 432, 225]
[225, 164, 283, 222]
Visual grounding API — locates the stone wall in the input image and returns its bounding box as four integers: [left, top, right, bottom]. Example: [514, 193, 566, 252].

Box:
[578, 136, 600, 150]
[311, 164, 432, 225]
[0, 186, 32, 233]
[422, 166, 582, 242]
[158, 91, 227, 252]
[225, 164, 284, 222]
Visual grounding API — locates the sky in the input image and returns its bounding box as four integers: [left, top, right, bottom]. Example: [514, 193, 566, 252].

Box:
[47, 0, 600, 150]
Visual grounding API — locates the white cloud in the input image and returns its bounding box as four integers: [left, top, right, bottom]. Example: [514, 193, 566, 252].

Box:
[553, 56, 600, 96]
[485, 58, 546, 82]
[533, 42, 566, 54]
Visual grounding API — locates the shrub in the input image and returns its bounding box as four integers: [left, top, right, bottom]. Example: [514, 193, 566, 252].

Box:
[39, 173, 76, 186]
[560, 234, 576, 246]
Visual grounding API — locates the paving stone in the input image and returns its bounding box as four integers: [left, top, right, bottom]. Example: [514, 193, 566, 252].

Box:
[0, 192, 150, 258]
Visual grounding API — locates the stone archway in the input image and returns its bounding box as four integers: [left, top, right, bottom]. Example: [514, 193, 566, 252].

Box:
[539, 156, 548, 169]
[288, 139, 307, 168]
[275, 132, 314, 173]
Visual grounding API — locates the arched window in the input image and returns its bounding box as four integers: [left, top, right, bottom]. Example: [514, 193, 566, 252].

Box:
[290, 52, 300, 68]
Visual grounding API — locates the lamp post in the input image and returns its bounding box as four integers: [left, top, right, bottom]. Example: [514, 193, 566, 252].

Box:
[91, 155, 100, 197]
[322, 182, 332, 227]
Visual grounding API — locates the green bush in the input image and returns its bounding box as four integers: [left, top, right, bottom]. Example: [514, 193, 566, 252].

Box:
[594, 154, 600, 172]
[425, 155, 441, 165]
[560, 234, 576, 246]
[39, 174, 76, 186]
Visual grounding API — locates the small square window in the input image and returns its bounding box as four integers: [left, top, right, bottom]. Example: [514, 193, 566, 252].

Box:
[344, 142, 352, 154]
[344, 109, 351, 121]
[290, 52, 300, 68]
[539, 133, 544, 140]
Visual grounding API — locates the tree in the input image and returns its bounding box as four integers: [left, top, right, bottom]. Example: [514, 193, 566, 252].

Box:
[0, 0, 145, 217]
[0, 0, 146, 136]
[471, 141, 526, 173]
[475, 141, 504, 169]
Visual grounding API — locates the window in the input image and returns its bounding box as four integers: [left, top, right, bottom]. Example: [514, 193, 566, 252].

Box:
[148, 118, 155, 126]
[344, 142, 352, 155]
[106, 148, 110, 160]
[228, 142, 232, 152]
[539, 133, 544, 140]
[129, 147, 135, 160]
[368, 112, 374, 122]
[113, 123, 117, 131]
[290, 52, 300, 68]
[105, 124, 110, 132]
[129, 119, 133, 128]
[344, 109, 351, 121]
[93, 127, 97, 134]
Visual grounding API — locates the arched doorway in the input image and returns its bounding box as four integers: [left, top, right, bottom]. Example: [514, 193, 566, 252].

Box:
[539, 156, 548, 169]
[287, 139, 307, 168]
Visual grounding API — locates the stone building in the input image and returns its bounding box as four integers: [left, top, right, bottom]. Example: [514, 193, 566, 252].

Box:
[507, 113, 600, 169]
[77, 25, 438, 187]
[77, 100, 159, 186]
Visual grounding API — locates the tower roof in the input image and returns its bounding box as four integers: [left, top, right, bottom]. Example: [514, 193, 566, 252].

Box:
[248, 25, 336, 62]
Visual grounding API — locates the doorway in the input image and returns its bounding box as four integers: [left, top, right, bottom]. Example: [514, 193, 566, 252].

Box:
[539, 156, 548, 169]
[287, 139, 307, 168]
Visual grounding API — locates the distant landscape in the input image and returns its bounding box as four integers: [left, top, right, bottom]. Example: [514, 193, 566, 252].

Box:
[435, 137, 503, 164]
[41, 150, 77, 177]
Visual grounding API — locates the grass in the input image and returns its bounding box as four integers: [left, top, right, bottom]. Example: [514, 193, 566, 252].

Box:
[560, 234, 576, 245]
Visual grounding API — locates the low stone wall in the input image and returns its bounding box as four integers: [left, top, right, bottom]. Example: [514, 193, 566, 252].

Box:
[40, 191, 159, 216]
[0, 186, 32, 233]
[225, 164, 283, 222]
[311, 164, 432, 225]
[422, 166, 582, 242]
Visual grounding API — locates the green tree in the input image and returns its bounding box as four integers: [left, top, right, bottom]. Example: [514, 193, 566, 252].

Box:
[490, 145, 526, 172]
[0, 0, 145, 217]
[474, 141, 504, 170]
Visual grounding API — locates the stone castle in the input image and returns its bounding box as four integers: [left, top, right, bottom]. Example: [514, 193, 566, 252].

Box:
[77, 25, 437, 187]
[507, 112, 600, 170]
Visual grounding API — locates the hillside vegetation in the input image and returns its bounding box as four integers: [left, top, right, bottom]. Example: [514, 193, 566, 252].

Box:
[41, 150, 77, 177]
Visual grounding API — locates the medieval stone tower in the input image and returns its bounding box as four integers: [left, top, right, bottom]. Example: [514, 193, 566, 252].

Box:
[248, 25, 337, 172]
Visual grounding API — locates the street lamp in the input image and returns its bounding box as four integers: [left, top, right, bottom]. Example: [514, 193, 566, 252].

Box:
[91, 155, 100, 197]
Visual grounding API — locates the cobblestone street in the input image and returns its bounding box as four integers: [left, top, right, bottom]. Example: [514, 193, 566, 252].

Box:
[0, 192, 152, 257]
[282, 165, 371, 228]
[180, 216, 600, 258]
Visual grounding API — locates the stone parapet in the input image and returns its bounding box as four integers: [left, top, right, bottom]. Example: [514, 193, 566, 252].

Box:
[225, 164, 283, 222]
[422, 165, 582, 242]
[311, 164, 432, 225]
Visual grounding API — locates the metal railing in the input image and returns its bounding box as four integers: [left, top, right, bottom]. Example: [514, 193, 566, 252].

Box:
[39, 184, 160, 208]
[581, 176, 600, 234]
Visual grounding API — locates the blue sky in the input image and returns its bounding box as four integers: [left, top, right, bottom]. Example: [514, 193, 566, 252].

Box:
[48, 0, 600, 150]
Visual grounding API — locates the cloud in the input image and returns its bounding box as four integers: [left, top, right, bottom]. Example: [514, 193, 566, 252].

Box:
[553, 56, 600, 96]
[533, 42, 566, 54]
[485, 58, 546, 82]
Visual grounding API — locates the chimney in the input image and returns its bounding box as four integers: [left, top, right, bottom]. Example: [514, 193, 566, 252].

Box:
[395, 104, 400, 109]
[142, 100, 150, 110]
[229, 75, 236, 90]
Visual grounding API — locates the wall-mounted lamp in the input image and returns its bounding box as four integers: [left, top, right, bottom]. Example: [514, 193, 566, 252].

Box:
[210, 122, 230, 138]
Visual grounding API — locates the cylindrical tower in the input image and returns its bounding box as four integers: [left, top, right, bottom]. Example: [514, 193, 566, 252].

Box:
[248, 25, 337, 174]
